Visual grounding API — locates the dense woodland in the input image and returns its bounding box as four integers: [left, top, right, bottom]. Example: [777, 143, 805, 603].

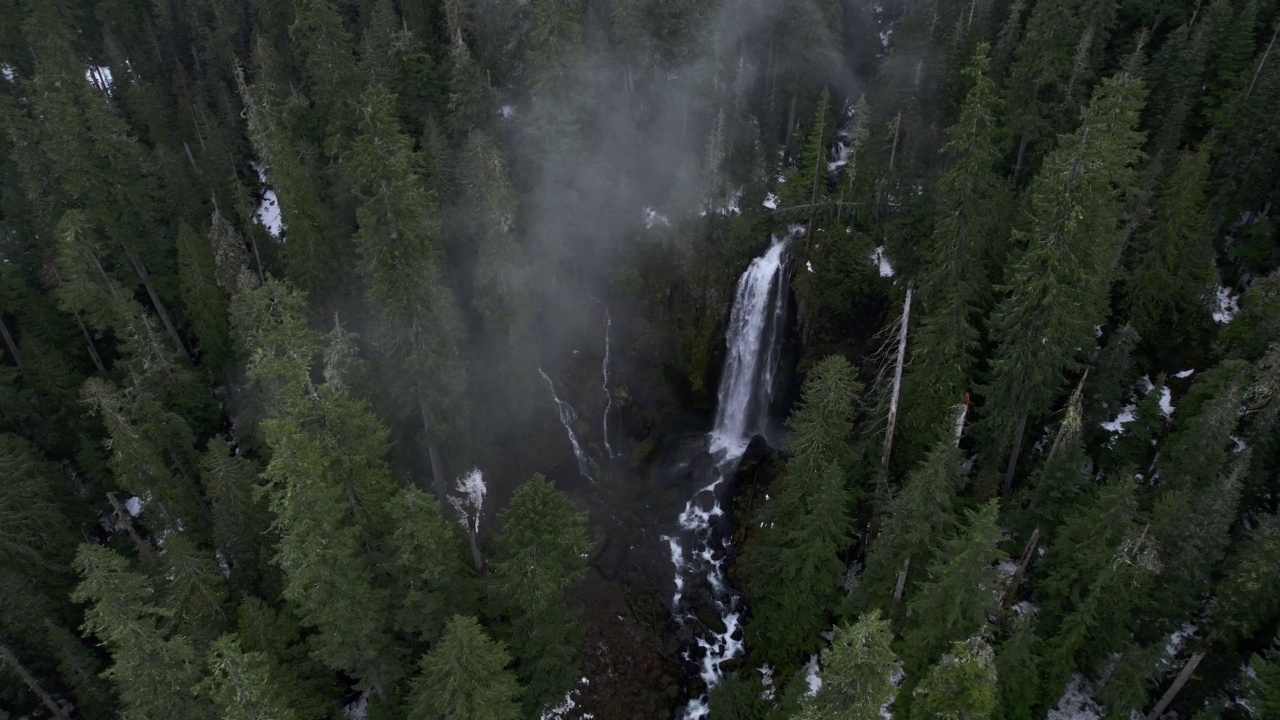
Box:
[1, 0, 1280, 718]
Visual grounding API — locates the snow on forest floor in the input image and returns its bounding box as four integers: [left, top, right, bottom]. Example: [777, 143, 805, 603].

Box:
[251, 162, 284, 238]
[1046, 674, 1104, 720]
[1213, 285, 1240, 323]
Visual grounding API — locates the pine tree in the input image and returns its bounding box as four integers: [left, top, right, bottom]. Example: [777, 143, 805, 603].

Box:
[995, 617, 1042, 720]
[1248, 635, 1280, 719]
[72, 545, 215, 720]
[795, 610, 901, 720]
[490, 475, 591, 712]
[201, 634, 299, 720]
[857, 435, 967, 616]
[911, 633, 998, 720]
[343, 82, 470, 499]
[386, 485, 468, 642]
[901, 501, 1006, 677]
[0, 435, 76, 588]
[177, 222, 233, 373]
[200, 439, 273, 595]
[1210, 514, 1280, 649]
[977, 70, 1147, 493]
[406, 615, 522, 720]
[743, 356, 859, 670]
[903, 43, 1007, 451]
[1120, 147, 1217, 350]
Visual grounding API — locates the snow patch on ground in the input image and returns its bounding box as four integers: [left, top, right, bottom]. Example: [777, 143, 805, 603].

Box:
[85, 65, 114, 92]
[870, 246, 895, 277]
[806, 260, 815, 274]
[880, 667, 905, 720]
[1, 64, 15, 82]
[1175, 369, 1196, 379]
[643, 207, 670, 229]
[499, 104, 516, 119]
[1100, 405, 1137, 434]
[124, 495, 144, 517]
[1047, 673, 1103, 720]
[1159, 386, 1175, 417]
[250, 162, 284, 238]
[762, 193, 778, 210]
[804, 655, 822, 696]
[1165, 623, 1197, 660]
[343, 690, 370, 720]
[1213, 285, 1240, 323]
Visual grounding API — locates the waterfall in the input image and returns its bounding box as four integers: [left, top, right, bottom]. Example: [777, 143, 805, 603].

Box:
[602, 309, 616, 459]
[539, 368, 594, 481]
[668, 237, 790, 720]
[709, 239, 791, 456]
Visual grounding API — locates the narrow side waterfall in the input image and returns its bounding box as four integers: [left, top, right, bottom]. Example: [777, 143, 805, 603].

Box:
[539, 368, 594, 481]
[668, 238, 790, 720]
[602, 309, 616, 459]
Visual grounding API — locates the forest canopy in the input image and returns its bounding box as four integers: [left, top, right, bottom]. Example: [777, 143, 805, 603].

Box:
[1, 0, 1279, 719]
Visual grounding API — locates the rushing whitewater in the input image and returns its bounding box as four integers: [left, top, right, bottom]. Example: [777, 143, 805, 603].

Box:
[668, 237, 790, 719]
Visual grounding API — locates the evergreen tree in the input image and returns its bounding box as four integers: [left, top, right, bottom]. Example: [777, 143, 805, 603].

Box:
[743, 355, 859, 671]
[911, 633, 998, 720]
[72, 545, 215, 720]
[177, 222, 233, 373]
[1248, 635, 1280, 719]
[856, 434, 967, 616]
[343, 82, 470, 499]
[901, 501, 1006, 677]
[994, 617, 1042, 720]
[490, 475, 591, 712]
[903, 43, 1007, 450]
[200, 439, 273, 595]
[406, 615, 522, 720]
[794, 610, 901, 720]
[201, 634, 300, 720]
[1120, 147, 1217, 350]
[978, 70, 1148, 493]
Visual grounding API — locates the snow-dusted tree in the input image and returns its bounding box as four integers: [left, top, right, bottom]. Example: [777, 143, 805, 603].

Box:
[795, 610, 901, 720]
[911, 632, 998, 720]
[201, 634, 299, 720]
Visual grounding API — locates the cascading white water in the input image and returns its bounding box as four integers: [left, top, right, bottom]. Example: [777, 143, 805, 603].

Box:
[602, 309, 616, 459]
[668, 237, 790, 720]
[539, 368, 595, 481]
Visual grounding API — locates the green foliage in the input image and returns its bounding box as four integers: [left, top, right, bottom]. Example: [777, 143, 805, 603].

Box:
[1248, 636, 1280, 719]
[856, 435, 967, 616]
[407, 615, 522, 720]
[994, 618, 1042, 720]
[795, 611, 901, 720]
[911, 633, 998, 720]
[490, 475, 591, 712]
[978, 70, 1148, 483]
[743, 355, 860, 671]
[901, 501, 1006, 677]
[177, 222, 233, 373]
[72, 545, 215, 720]
[202, 634, 300, 720]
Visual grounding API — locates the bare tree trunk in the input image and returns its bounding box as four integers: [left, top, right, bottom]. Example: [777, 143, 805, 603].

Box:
[121, 247, 190, 360]
[0, 644, 71, 720]
[954, 394, 970, 446]
[785, 94, 799, 150]
[880, 285, 913, 475]
[1002, 409, 1030, 497]
[1012, 127, 1031, 186]
[1002, 525, 1041, 608]
[467, 530, 483, 574]
[1247, 24, 1278, 98]
[0, 317, 20, 366]
[1144, 650, 1207, 720]
[417, 393, 448, 503]
[74, 313, 107, 373]
[1046, 370, 1089, 466]
[892, 556, 912, 602]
